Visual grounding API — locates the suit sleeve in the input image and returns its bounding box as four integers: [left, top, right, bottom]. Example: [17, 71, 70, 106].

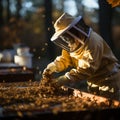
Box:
[54, 49, 73, 72]
[66, 33, 104, 81]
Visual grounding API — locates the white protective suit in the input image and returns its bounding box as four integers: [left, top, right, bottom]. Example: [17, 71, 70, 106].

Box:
[43, 13, 120, 100]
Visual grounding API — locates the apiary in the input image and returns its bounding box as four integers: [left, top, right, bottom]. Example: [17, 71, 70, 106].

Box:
[0, 77, 120, 120]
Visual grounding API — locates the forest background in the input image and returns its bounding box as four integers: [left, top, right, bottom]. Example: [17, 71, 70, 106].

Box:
[0, 0, 120, 80]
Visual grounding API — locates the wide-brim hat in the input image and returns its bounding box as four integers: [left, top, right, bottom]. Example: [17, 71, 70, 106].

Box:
[51, 13, 82, 41]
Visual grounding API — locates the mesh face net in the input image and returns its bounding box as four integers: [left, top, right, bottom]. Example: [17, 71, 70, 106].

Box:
[53, 36, 70, 51]
[52, 18, 91, 52]
[53, 32, 83, 52]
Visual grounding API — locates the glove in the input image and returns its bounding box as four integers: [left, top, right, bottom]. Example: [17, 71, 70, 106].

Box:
[53, 75, 69, 86]
[42, 62, 57, 78]
[65, 69, 80, 81]
[42, 68, 52, 79]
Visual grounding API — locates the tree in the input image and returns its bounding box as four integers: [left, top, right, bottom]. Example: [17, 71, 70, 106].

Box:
[0, 0, 4, 27]
[44, 0, 55, 60]
[6, 0, 11, 22]
[98, 0, 114, 50]
[16, 0, 22, 19]
[75, 0, 84, 16]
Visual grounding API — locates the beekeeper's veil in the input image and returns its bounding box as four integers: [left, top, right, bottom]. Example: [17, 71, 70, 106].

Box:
[51, 13, 92, 52]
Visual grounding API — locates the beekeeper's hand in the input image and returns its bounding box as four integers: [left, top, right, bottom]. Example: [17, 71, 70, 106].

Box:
[65, 69, 79, 81]
[53, 75, 69, 86]
[42, 62, 57, 78]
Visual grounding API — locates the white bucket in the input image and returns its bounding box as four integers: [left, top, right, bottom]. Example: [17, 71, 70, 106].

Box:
[14, 55, 32, 68]
[17, 47, 30, 56]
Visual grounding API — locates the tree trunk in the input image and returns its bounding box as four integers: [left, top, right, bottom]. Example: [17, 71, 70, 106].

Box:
[44, 0, 55, 60]
[6, 0, 11, 23]
[98, 0, 114, 50]
[16, 0, 22, 19]
[75, 0, 84, 16]
[0, 0, 3, 27]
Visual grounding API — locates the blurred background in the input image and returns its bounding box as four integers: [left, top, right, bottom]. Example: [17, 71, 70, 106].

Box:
[0, 0, 120, 80]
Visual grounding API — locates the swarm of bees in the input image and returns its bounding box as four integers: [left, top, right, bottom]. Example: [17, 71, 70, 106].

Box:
[0, 78, 120, 117]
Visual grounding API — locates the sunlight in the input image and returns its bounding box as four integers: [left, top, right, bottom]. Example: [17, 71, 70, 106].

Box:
[82, 0, 99, 9]
[64, 0, 78, 16]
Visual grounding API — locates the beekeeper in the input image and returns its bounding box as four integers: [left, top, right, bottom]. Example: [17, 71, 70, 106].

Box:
[42, 13, 120, 100]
